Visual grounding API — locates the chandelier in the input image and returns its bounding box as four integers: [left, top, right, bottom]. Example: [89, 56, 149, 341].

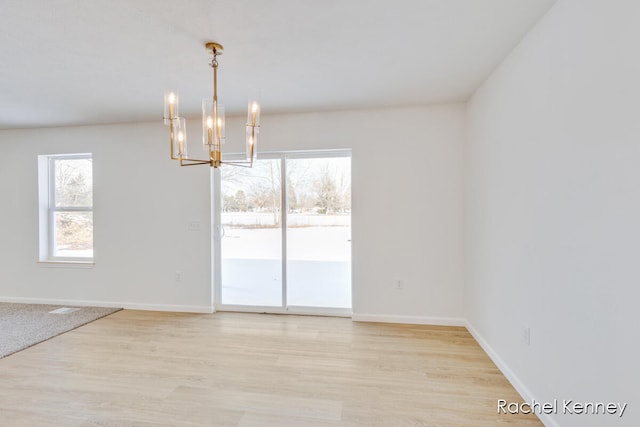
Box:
[163, 42, 260, 168]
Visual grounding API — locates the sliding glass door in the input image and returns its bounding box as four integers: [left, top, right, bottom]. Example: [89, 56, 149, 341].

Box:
[285, 156, 351, 309]
[219, 159, 283, 306]
[216, 151, 351, 314]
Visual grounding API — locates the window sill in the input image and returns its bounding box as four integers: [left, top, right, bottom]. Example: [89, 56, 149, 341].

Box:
[37, 260, 95, 269]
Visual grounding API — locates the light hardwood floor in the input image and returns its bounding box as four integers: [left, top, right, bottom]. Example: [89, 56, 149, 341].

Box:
[0, 310, 542, 426]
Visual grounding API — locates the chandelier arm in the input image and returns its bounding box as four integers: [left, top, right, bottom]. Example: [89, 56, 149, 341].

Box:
[220, 162, 252, 168]
[179, 158, 213, 166]
[220, 160, 254, 168]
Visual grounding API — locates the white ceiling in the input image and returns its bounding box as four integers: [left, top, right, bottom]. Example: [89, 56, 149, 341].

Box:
[0, 0, 556, 129]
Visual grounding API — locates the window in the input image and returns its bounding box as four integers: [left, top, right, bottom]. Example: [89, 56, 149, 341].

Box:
[38, 154, 93, 262]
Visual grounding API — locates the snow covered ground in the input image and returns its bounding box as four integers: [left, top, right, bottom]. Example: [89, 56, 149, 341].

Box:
[221, 226, 351, 308]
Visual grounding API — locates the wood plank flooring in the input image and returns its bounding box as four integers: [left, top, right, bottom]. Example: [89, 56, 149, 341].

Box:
[0, 310, 542, 426]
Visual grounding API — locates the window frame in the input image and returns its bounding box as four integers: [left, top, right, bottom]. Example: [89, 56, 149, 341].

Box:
[38, 153, 94, 264]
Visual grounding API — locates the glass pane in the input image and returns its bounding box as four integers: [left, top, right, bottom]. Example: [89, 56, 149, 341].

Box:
[53, 211, 93, 258]
[286, 157, 351, 308]
[54, 158, 93, 207]
[221, 159, 282, 306]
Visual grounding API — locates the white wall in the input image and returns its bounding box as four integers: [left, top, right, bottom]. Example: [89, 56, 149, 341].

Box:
[466, 1, 638, 425]
[0, 123, 213, 312]
[236, 106, 466, 323]
[0, 104, 466, 322]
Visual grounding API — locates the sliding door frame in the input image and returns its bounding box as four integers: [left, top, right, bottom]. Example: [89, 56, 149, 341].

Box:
[213, 149, 352, 317]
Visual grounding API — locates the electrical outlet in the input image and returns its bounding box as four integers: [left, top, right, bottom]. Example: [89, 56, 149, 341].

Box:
[395, 280, 404, 290]
[522, 325, 531, 346]
[175, 271, 182, 282]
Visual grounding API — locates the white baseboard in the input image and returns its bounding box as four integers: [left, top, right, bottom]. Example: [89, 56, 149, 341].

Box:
[0, 296, 214, 314]
[352, 313, 466, 327]
[465, 321, 558, 427]
[119, 302, 214, 313]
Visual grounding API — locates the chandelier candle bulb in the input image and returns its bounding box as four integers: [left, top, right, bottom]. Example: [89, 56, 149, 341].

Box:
[173, 117, 187, 159]
[247, 99, 261, 127]
[207, 117, 213, 146]
[245, 125, 258, 161]
[202, 99, 215, 149]
[164, 91, 178, 125]
[177, 132, 184, 157]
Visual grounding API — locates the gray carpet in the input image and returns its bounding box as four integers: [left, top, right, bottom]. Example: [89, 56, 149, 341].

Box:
[0, 303, 121, 359]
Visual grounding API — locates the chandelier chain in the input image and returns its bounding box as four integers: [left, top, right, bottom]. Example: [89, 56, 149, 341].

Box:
[209, 49, 219, 68]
